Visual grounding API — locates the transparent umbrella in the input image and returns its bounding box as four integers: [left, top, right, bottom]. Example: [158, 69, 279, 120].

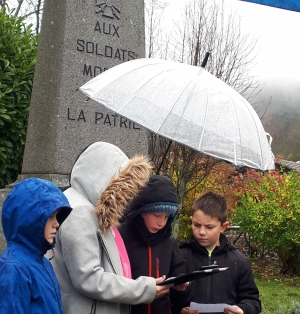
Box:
[80, 58, 275, 171]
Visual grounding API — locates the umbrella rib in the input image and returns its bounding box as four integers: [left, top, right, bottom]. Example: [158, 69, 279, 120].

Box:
[232, 95, 264, 167]
[91, 62, 163, 98]
[231, 95, 240, 166]
[197, 85, 209, 152]
[116, 68, 174, 127]
[156, 68, 205, 134]
[242, 100, 265, 167]
[115, 64, 202, 135]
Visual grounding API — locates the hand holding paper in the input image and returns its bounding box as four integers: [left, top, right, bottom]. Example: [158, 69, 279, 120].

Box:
[180, 307, 199, 314]
[224, 305, 244, 314]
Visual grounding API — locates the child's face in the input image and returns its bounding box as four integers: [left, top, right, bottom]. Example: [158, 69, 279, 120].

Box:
[141, 212, 170, 233]
[44, 210, 60, 244]
[190, 209, 228, 250]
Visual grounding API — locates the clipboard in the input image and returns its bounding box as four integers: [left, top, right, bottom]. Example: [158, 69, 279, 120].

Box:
[156, 265, 229, 286]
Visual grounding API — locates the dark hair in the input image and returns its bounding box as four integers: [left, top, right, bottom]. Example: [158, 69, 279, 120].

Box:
[191, 192, 228, 223]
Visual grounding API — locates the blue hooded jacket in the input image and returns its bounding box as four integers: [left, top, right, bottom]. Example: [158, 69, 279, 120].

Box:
[0, 178, 72, 314]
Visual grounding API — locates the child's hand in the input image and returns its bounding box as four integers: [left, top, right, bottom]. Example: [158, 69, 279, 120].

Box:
[172, 281, 190, 291]
[155, 276, 174, 298]
[224, 305, 244, 314]
[180, 307, 198, 314]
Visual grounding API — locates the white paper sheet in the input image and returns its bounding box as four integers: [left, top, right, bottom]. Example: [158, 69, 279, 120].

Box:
[190, 302, 231, 313]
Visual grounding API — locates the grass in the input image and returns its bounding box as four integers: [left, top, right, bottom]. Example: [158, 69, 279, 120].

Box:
[251, 259, 300, 313]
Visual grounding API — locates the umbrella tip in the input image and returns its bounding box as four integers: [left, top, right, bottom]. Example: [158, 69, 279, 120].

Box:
[201, 52, 210, 68]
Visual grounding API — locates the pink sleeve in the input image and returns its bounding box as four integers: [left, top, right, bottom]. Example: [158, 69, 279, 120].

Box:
[112, 227, 132, 279]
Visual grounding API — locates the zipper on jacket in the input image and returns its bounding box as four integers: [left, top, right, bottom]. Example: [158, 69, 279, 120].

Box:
[148, 246, 153, 277]
[156, 258, 160, 278]
[90, 300, 97, 314]
[148, 246, 152, 314]
[41, 258, 62, 314]
[147, 247, 171, 314]
[234, 261, 237, 278]
[206, 248, 218, 304]
[206, 248, 215, 304]
[98, 231, 117, 274]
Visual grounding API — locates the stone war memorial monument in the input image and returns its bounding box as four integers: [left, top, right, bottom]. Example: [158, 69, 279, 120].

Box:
[0, 0, 147, 252]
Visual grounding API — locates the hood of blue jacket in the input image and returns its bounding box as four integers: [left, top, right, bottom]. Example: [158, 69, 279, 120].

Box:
[2, 178, 72, 255]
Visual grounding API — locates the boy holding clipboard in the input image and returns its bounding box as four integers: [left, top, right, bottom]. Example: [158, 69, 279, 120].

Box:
[119, 175, 191, 314]
[173, 192, 261, 314]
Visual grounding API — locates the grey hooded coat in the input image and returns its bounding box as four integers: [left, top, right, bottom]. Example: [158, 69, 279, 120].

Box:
[49, 142, 156, 314]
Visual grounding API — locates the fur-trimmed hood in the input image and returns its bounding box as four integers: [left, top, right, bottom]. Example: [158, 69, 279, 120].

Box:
[65, 142, 152, 233]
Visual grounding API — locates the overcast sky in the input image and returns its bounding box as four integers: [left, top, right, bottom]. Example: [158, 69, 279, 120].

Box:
[229, 0, 300, 83]
[161, 0, 300, 86]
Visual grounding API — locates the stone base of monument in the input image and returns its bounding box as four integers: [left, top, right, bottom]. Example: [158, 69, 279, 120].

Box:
[3, 173, 69, 193]
[0, 173, 70, 253]
[15, 174, 70, 190]
[0, 187, 11, 253]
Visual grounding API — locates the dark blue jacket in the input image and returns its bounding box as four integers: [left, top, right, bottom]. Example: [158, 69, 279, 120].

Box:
[0, 178, 72, 314]
[171, 234, 261, 314]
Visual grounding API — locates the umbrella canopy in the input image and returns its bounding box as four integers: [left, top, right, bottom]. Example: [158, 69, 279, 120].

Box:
[80, 58, 275, 171]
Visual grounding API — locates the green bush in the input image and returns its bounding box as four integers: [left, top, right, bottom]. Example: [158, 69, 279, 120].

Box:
[290, 301, 300, 314]
[263, 302, 300, 314]
[232, 169, 300, 275]
[0, 6, 38, 187]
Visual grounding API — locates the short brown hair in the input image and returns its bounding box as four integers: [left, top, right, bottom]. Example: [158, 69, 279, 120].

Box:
[191, 192, 228, 223]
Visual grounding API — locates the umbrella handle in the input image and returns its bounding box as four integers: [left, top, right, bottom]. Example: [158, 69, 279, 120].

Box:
[156, 140, 173, 175]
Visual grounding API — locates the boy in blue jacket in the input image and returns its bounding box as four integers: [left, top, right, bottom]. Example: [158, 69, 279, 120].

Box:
[0, 178, 72, 314]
